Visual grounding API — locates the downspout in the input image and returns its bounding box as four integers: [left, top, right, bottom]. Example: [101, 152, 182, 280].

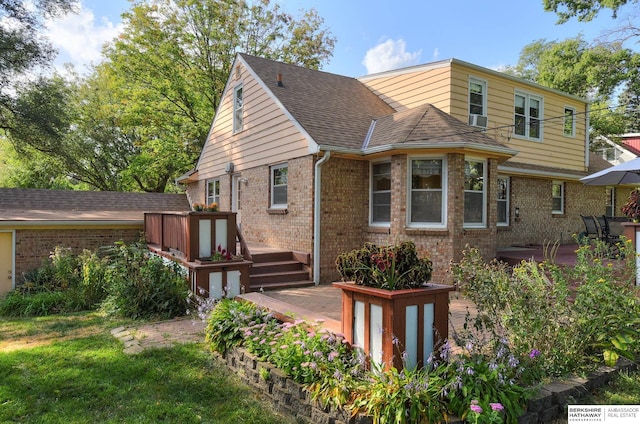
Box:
[313, 150, 331, 284]
[585, 103, 591, 168]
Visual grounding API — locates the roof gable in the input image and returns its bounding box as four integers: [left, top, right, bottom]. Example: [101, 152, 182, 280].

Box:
[239, 54, 395, 150]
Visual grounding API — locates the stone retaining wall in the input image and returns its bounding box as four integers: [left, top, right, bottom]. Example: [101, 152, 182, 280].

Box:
[221, 346, 638, 424]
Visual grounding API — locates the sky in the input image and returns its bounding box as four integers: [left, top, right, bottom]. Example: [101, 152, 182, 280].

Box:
[44, 0, 637, 77]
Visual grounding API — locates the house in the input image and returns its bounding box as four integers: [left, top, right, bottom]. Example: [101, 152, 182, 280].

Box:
[0, 188, 189, 295]
[182, 53, 611, 284]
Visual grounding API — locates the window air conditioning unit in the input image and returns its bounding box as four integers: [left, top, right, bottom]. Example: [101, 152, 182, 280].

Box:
[468, 114, 488, 128]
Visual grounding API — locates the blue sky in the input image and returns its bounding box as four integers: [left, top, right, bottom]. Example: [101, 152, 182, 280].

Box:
[46, 0, 635, 77]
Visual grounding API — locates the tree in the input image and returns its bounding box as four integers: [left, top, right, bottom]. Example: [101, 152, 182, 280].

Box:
[505, 37, 640, 140]
[505, 37, 638, 101]
[5, 0, 336, 192]
[543, 0, 640, 45]
[543, 0, 636, 23]
[0, 0, 76, 131]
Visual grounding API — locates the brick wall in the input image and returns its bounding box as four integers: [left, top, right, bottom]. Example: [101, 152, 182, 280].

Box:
[318, 153, 499, 284]
[233, 156, 315, 255]
[497, 178, 607, 247]
[15, 228, 142, 280]
[318, 157, 369, 283]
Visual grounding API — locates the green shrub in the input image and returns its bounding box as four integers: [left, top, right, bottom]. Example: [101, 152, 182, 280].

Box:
[451, 238, 640, 378]
[0, 290, 85, 317]
[205, 299, 272, 354]
[101, 242, 189, 320]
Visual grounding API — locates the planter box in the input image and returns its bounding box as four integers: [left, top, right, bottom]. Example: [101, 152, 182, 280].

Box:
[333, 281, 454, 371]
[191, 260, 251, 299]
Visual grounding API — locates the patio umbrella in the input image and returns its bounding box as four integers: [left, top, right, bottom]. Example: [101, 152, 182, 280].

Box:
[580, 157, 640, 185]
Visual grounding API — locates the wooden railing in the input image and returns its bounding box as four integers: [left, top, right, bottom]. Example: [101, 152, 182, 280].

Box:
[236, 224, 252, 262]
[144, 211, 237, 262]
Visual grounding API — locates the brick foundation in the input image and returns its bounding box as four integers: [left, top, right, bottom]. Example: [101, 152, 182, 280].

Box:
[14, 228, 142, 281]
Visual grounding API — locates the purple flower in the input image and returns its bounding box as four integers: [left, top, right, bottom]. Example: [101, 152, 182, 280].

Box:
[328, 351, 339, 361]
[470, 404, 483, 414]
[280, 344, 288, 350]
[490, 403, 504, 412]
[529, 349, 541, 358]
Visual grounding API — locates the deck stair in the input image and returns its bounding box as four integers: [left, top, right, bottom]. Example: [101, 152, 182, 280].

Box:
[248, 248, 314, 291]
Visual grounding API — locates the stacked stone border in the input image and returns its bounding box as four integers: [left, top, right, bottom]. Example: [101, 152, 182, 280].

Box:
[220, 347, 638, 424]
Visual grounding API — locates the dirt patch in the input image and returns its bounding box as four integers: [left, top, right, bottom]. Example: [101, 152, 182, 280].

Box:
[0, 325, 104, 352]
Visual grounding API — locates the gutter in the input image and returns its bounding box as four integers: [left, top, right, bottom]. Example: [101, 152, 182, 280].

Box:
[0, 220, 143, 228]
[313, 151, 331, 284]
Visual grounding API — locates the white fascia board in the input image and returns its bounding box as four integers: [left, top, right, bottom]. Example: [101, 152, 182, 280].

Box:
[316, 142, 518, 157]
[497, 165, 584, 181]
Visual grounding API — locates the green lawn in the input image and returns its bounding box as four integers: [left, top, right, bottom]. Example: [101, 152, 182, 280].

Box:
[0, 312, 294, 424]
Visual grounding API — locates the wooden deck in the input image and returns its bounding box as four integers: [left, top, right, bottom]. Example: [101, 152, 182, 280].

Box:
[496, 243, 579, 266]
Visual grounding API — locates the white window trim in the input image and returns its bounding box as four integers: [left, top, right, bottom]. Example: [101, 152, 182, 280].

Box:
[514, 90, 544, 141]
[270, 163, 288, 209]
[463, 157, 487, 229]
[563, 106, 576, 137]
[233, 84, 243, 133]
[468, 76, 488, 121]
[369, 160, 391, 227]
[407, 156, 448, 229]
[552, 181, 564, 215]
[497, 176, 510, 227]
[206, 178, 220, 206]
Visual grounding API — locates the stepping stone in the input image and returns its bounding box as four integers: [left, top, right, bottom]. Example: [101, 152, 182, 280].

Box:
[123, 345, 144, 355]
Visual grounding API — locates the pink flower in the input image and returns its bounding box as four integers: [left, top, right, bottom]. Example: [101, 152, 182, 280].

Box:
[470, 404, 483, 414]
[490, 403, 504, 412]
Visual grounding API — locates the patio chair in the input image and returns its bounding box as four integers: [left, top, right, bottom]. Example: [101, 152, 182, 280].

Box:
[597, 215, 624, 257]
[580, 215, 601, 242]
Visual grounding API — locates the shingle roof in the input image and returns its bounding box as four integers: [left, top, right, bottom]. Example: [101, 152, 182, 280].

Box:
[240, 54, 395, 150]
[239, 54, 513, 156]
[366, 104, 508, 150]
[0, 188, 189, 223]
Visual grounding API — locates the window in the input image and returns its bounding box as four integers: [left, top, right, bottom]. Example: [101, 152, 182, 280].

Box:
[552, 181, 564, 214]
[469, 78, 487, 117]
[605, 187, 616, 217]
[563, 107, 575, 137]
[497, 177, 510, 226]
[370, 161, 391, 224]
[514, 92, 543, 140]
[409, 158, 446, 226]
[599, 146, 618, 162]
[464, 159, 486, 227]
[271, 164, 288, 208]
[233, 85, 243, 132]
[206, 179, 220, 206]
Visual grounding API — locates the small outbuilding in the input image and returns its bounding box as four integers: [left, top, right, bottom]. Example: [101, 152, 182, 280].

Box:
[0, 188, 189, 295]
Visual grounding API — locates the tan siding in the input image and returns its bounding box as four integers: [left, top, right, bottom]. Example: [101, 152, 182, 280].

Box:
[197, 62, 310, 180]
[361, 68, 452, 113]
[450, 63, 588, 172]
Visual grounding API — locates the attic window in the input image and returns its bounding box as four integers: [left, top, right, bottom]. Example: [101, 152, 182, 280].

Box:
[233, 85, 243, 132]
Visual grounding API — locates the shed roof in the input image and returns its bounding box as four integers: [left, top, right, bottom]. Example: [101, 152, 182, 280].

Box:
[0, 189, 189, 225]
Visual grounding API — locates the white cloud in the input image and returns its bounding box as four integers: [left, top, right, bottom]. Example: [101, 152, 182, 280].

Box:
[362, 39, 422, 74]
[432, 48, 440, 60]
[45, 4, 123, 73]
